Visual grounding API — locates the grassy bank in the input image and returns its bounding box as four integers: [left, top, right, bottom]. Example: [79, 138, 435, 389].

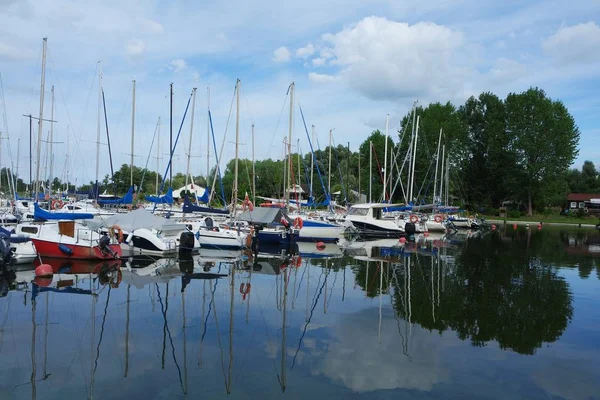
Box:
[482, 214, 599, 226]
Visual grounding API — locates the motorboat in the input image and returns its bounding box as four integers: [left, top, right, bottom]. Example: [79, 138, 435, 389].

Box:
[288, 213, 344, 243]
[183, 217, 247, 249]
[3, 225, 37, 264]
[344, 203, 427, 238]
[101, 208, 186, 257]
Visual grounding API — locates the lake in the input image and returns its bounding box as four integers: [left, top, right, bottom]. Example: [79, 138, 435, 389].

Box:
[1, 226, 599, 399]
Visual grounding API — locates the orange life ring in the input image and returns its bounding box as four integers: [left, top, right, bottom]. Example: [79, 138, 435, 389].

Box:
[293, 217, 303, 230]
[110, 224, 124, 243]
[434, 214, 443, 223]
[242, 198, 254, 211]
[409, 214, 419, 223]
[294, 255, 302, 268]
[52, 200, 62, 210]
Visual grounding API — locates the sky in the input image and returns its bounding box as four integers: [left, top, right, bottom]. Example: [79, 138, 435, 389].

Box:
[0, 0, 599, 188]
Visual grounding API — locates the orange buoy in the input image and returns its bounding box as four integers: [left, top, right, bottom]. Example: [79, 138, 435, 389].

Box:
[33, 276, 53, 287]
[399, 237, 407, 244]
[316, 242, 326, 250]
[423, 232, 430, 237]
[35, 264, 53, 278]
[491, 224, 496, 230]
[513, 223, 517, 230]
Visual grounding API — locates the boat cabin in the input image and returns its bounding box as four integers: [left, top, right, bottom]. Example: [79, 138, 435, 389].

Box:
[346, 203, 397, 220]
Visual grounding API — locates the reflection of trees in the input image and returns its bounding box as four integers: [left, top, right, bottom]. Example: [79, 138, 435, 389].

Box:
[503, 228, 599, 279]
[384, 233, 574, 355]
[351, 259, 393, 298]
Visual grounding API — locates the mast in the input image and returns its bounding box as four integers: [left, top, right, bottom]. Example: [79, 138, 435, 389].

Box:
[388, 146, 393, 201]
[282, 137, 287, 199]
[369, 141, 372, 203]
[297, 138, 301, 207]
[358, 150, 361, 201]
[130, 79, 136, 189]
[439, 145, 445, 204]
[407, 104, 417, 203]
[383, 114, 389, 201]
[409, 115, 420, 203]
[95, 62, 102, 197]
[49, 85, 54, 197]
[169, 83, 173, 186]
[206, 86, 210, 180]
[185, 88, 197, 190]
[34, 37, 47, 200]
[327, 129, 332, 196]
[286, 82, 294, 205]
[233, 79, 240, 214]
[156, 117, 161, 195]
[310, 125, 314, 201]
[433, 128, 443, 204]
[445, 155, 450, 205]
[29, 116, 32, 191]
[16, 137, 20, 194]
[252, 124, 255, 203]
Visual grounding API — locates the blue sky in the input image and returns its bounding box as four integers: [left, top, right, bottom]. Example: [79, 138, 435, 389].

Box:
[0, 0, 599, 186]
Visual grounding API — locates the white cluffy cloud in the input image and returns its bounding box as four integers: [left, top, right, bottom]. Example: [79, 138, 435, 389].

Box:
[296, 43, 315, 58]
[272, 46, 291, 62]
[542, 22, 600, 65]
[307, 16, 467, 101]
[125, 39, 145, 58]
[308, 72, 337, 83]
[170, 58, 187, 72]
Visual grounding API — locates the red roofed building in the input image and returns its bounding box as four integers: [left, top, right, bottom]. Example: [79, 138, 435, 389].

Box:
[566, 193, 600, 215]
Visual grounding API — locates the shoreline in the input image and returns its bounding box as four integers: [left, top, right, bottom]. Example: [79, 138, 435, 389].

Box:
[485, 219, 598, 229]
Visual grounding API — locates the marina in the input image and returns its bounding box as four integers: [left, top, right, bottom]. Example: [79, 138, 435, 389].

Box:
[1, 2, 599, 398]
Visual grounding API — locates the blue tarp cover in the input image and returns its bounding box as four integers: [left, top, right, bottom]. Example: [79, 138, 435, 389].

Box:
[97, 187, 134, 205]
[34, 203, 94, 221]
[146, 187, 173, 204]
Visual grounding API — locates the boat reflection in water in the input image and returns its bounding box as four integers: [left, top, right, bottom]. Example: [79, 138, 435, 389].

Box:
[1, 227, 600, 399]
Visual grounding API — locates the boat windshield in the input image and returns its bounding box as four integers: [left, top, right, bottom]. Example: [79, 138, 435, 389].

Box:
[347, 207, 368, 216]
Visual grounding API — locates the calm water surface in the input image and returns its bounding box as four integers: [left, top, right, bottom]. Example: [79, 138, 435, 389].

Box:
[1, 227, 599, 399]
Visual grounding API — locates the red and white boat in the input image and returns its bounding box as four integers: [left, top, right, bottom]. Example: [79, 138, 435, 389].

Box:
[27, 220, 122, 260]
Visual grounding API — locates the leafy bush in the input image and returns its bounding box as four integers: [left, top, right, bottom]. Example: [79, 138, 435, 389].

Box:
[486, 207, 499, 216]
[540, 207, 553, 216]
[508, 210, 521, 218]
[575, 208, 586, 218]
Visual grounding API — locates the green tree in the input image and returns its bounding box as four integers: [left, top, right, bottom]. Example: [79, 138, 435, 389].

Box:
[358, 130, 395, 203]
[398, 102, 466, 205]
[505, 88, 579, 215]
[581, 161, 599, 192]
[459, 93, 518, 208]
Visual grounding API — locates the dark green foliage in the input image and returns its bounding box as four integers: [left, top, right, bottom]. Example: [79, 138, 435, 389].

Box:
[508, 210, 521, 218]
